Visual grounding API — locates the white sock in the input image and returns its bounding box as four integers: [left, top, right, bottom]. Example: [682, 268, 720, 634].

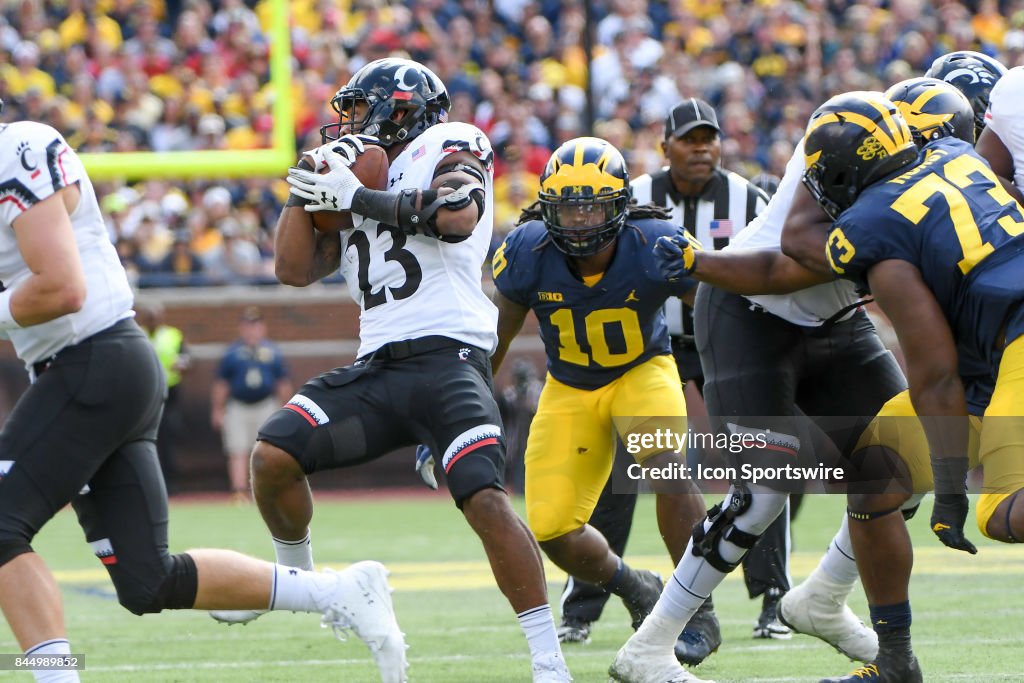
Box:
[819, 516, 859, 586]
[269, 565, 337, 613]
[517, 605, 564, 665]
[273, 532, 314, 571]
[640, 537, 728, 648]
[26, 639, 80, 683]
[641, 486, 786, 647]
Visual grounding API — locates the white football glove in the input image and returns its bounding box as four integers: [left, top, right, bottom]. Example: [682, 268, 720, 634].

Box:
[287, 148, 364, 213]
[303, 134, 379, 171]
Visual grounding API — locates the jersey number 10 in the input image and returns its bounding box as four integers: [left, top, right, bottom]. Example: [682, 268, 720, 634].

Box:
[549, 307, 644, 367]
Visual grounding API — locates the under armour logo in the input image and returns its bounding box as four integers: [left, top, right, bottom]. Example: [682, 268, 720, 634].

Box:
[389, 173, 404, 187]
[321, 192, 338, 209]
[288, 569, 298, 576]
[458, 348, 471, 360]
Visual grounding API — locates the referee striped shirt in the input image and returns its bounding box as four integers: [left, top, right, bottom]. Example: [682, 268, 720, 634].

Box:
[631, 167, 769, 338]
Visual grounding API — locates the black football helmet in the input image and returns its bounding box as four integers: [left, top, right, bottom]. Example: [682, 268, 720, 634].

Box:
[538, 137, 631, 257]
[321, 58, 451, 147]
[925, 50, 1007, 138]
[884, 77, 975, 145]
[802, 91, 918, 220]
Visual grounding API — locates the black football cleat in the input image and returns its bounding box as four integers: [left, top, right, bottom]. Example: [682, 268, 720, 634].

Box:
[819, 655, 923, 683]
[556, 617, 592, 644]
[674, 600, 722, 666]
[753, 587, 793, 640]
[621, 569, 664, 630]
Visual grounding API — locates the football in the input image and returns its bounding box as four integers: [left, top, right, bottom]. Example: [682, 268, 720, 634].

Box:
[306, 144, 390, 233]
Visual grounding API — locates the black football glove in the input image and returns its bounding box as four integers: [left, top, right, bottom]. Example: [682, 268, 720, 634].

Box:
[930, 456, 977, 554]
[930, 493, 977, 554]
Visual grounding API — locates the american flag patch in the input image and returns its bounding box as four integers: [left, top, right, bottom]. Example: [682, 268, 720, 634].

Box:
[709, 219, 733, 238]
[411, 145, 426, 161]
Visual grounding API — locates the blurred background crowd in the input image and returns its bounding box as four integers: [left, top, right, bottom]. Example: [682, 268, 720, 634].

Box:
[1, 0, 1022, 287]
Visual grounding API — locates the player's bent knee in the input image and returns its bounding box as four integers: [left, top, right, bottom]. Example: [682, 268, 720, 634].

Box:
[116, 553, 198, 615]
[0, 539, 33, 569]
[977, 490, 1021, 542]
[847, 491, 912, 517]
[529, 514, 579, 543]
[446, 441, 505, 509]
[251, 441, 304, 485]
[691, 484, 787, 572]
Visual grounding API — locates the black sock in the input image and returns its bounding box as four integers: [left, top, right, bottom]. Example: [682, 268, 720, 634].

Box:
[603, 559, 640, 597]
[870, 601, 913, 659]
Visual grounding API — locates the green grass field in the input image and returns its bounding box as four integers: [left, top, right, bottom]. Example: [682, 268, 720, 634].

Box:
[1, 493, 1020, 682]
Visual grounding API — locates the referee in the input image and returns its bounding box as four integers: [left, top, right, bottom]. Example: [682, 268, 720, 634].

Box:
[556, 99, 786, 663]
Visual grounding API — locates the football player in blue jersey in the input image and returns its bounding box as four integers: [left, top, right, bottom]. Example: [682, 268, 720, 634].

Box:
[490, 137, 714, 683]
[615, 81, 1010, 683]
[802, 90, 1024, 682]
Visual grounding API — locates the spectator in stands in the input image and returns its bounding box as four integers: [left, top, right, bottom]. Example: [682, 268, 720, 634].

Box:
[136, 301, 191, 495]
[210, 306, 292, 502]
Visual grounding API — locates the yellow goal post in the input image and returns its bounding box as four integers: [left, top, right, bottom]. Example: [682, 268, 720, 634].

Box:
[79, 0, 295, 181]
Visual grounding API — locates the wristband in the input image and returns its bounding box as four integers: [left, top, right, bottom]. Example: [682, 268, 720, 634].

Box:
[350, 187, 401, 226]
[931, 455, 969, 495]
[0, 287, 21, 331]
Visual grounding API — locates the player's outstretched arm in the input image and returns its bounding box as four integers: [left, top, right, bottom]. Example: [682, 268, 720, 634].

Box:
[692, 247, 828, 294]
[868, 260, 977, 554]
[780, 183, 835, 275]
[7, 187, 86, 327]
[654, 233, 828, 295]
[490, 289, 530, 375]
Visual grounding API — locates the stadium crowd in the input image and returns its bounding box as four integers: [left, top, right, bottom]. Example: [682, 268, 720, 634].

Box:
[0, 0, 1022, 286]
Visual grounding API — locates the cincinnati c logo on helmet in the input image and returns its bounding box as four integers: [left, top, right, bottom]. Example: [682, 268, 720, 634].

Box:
[945, 64, 996, 85]
[393, 64, 418, 91]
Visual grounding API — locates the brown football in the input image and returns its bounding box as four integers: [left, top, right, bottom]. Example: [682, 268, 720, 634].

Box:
[307, 145, 390, 233]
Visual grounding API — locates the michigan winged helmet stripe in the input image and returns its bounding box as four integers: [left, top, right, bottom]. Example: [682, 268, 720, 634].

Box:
[804, 92, 912, 157]
[801, 91, 919, 219]
[541, 139, 626, 198]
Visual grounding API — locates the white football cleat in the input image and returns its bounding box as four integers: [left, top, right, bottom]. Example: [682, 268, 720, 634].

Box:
[779, 567, 878, 662]
[532, 651, 573, 682]
[209, 608, 266, 625]
[322, 561, 408, 683]
[609, 636, 716, 683]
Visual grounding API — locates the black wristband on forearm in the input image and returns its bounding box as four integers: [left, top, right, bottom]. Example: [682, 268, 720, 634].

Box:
[351, 187, 400, 226]
[931, 456, 969, 494]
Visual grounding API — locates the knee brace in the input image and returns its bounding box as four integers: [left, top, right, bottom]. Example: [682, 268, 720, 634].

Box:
[0, 539, 32, 568]
[691, 483, 787, 572]
[118, 553, 198, 615]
